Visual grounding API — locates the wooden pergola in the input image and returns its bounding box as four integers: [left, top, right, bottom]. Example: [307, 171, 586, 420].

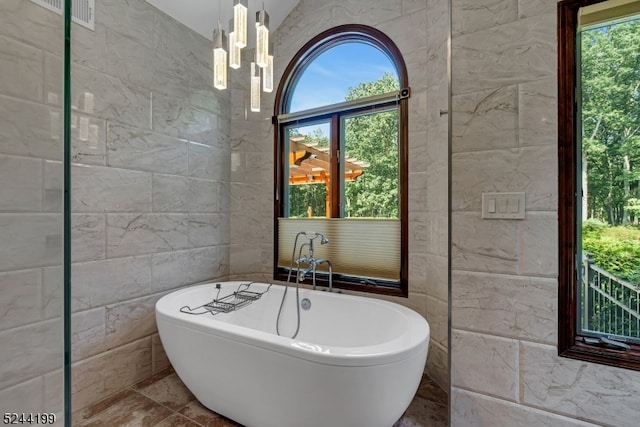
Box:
[288, 136, 369, 216]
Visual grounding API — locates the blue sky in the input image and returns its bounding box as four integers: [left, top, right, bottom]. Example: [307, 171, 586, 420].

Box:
[289, 42, 396, 113]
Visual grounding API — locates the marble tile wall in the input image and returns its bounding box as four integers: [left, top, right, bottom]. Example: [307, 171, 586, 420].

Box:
[450, 1, 640, 426]
[66, 0, 231, 413]
[0, 0, 65, 422]
[228, 0, 451, 388]
[1, 0, 230, 415]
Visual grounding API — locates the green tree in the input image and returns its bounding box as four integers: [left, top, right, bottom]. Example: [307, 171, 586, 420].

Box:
[581, 20, 640, 225]
[344, 73, 399, 218]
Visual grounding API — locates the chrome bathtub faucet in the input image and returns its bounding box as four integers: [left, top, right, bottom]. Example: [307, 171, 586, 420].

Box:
[293, 231, 334, 292]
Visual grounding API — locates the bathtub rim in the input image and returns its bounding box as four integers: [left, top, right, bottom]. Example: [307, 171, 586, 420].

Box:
[156, 281, 430, 368]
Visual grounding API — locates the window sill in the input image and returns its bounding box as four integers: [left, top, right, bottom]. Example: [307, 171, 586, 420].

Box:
[560, 337, 640, 371]
[273, 270, 407, 298]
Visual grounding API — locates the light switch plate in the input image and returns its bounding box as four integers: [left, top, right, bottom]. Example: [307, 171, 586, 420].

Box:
[482, 192, 526, 219]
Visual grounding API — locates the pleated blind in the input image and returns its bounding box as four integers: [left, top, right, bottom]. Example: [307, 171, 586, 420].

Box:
[278, 218, 400, 281]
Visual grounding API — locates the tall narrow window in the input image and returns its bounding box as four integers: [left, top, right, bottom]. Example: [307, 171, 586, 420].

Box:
[273, 25, 409, 296]
[559, 0, 640, 370]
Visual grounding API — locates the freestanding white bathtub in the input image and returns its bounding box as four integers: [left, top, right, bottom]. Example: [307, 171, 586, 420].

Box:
[156, 281, 430, 427]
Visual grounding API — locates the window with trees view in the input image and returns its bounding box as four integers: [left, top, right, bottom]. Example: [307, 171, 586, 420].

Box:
[559, 0, 640, 370]
[273, 25, 409, 296]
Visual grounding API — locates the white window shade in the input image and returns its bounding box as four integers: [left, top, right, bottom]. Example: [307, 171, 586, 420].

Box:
[278, 218, 400, 282]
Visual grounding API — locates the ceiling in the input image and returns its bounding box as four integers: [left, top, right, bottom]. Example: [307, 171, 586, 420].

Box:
[145, 0, 300, 40]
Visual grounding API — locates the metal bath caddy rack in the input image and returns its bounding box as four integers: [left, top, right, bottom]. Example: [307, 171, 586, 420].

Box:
[180, 282, 271, 316]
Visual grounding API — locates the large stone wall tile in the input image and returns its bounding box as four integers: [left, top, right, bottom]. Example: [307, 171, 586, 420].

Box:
[452, 13, 556, 94]
[452, 146, 557, 212]
[426, 254, 449, 302]
[151, 250, 191, 293]
[71, 23, 108, 72]
[105, 294, 162, 349]
[72, 256, 152, 311]
[72, 308, 106, 361]
[42, 160, 63, 213]
[273, 5, 333, 60]
[188, 214, 224, 248]
[106, 214, 189, 258]
[42, 266, 63, 320]
[245, 152, 273, 185]
[188, 247, 227, 283]
[406, 48, 428, 92]
[152, 174, 190, 212]
[0, 376, 44, 414]
[72, 165, 152, 213]
[0, 214, 62, 271]
[152, 92, 219, 146]
[426, 295, 448, 346]
[409, 130, 429, 173]
[452, 86, 518, 153]
[425, 341, 449, 390]
[0, 319, 62, 389]
[186, 178, 220, 213]
[452, 212, 519, 274]
[425, 168, 448, 213]
[72, 113, 107, 166]
[0, 154, 43, 212]
[0, 0, 62, 55]
[107, 122, 188, 175]
[409, 253, 429, 293]
[404, 0, 427, 15]
[71, 337, 152, 413]
[452, 271, 557, 343]
[518, 0, 558, 19]
[72, 66, 151, 129]
[0, 34, 43, 102]
[0, 269, 43, 331]
[521, 342, 640, 427]
[106, 29, 188, 95]
[451, 329, 518, 401]
[0, 95, 62, 160]
[98, 0, 154, 48]
[188, 142, 228, 181]
[518, 77, 557, 147]
[451, 388, 601, 427]
[409, 172, 429, 213]
[151, 333, 170, 374]
[519, 212, 557, 277]
[229, 244, 271, 277]
[409, 90, 429, 133]
[333, 0, 402, 26]
[230, 182, 272, 214]
[409, 212, 432, 255]
[378, 7, 427, 54]
[452, 0, 518, 36]
[71, 214, 106, 263]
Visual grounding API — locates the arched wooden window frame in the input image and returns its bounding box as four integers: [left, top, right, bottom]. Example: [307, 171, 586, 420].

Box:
[558, 0, 640, 370]
[272, 24, 410, 297]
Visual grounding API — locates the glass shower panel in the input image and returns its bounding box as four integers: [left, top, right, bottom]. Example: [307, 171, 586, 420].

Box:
[0, 0, 66, 425]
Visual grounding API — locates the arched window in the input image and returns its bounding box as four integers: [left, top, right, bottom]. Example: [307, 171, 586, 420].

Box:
[273, 25, 410, 296]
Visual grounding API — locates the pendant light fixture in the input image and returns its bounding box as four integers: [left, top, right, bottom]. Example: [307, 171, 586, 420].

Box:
[229, 19, 241, 69]
[211, 0, 272, 114]
[250, 59, 261, 112]
[212, 22, 228, 90]
[233, 0, 248, 49]
[262, 43, 273, 93]
[255, 7, 269, 68]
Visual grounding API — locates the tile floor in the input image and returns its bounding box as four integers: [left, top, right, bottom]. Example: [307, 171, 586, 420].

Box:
[74, 367, 448, 426]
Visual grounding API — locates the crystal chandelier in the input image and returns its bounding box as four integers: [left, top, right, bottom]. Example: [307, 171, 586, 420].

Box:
[212, 0, 271, 112]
